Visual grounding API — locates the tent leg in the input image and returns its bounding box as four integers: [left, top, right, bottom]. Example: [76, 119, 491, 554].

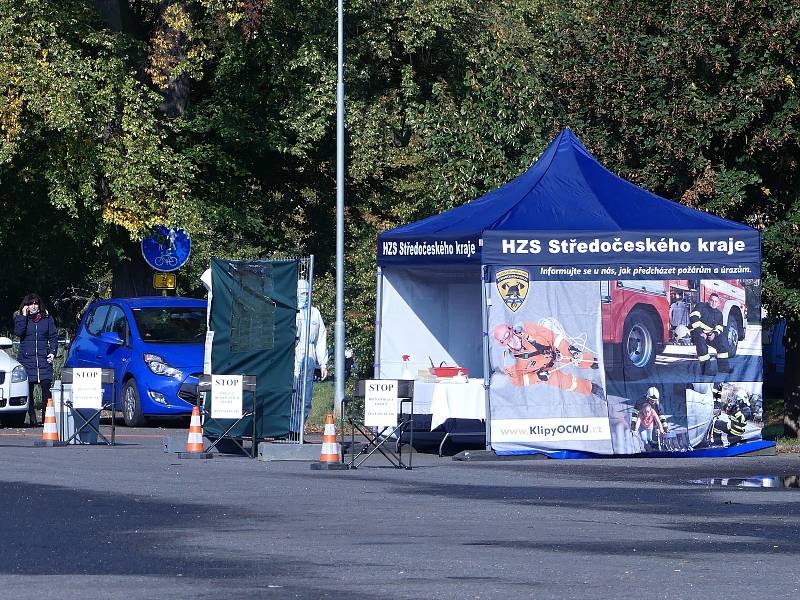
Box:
[374, 266, 384, 378]
[481, 264, 492, 450]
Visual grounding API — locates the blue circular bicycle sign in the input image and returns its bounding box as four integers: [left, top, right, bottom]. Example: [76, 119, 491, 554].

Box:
[141, 226, 191, 272]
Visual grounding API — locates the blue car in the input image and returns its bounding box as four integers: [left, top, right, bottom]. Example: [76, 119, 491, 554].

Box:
[65, 297, 207, 426]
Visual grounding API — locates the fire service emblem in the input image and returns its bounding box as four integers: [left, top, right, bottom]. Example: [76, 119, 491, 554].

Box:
[495, 268, 529, 312]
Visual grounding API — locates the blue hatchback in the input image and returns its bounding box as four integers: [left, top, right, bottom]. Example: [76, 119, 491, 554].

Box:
[65, 297, 207, 426]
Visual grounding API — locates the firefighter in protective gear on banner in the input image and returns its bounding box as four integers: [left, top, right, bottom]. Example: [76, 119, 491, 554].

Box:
[292, 279, 328, 433]
[689, 293, 732, 375]
[712, 399, 747, 446]
[493, 321, 601, 396]
[711, 383, 726, 410]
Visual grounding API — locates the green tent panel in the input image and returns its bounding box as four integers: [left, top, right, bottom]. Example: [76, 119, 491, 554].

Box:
[204, 258, 297, 439]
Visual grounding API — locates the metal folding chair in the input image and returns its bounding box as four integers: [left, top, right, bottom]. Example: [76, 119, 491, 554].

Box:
[344, 380, 414, 470]
[198, 374, 258, 458]
[59, 368, 116, 446]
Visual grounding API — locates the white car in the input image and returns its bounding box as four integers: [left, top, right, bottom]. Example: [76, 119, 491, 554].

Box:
[0, 336, 30, 427]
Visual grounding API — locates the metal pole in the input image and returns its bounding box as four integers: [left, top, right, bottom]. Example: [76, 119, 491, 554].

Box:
[251, 387, 257, 458]
[373, 266, 383, 378]
[111, 374, 115, 446]
[334, 0, 345, 417]
[481, 265, 492, 450]
[301, 257, 315, 445]
[59, 381, 65, 442]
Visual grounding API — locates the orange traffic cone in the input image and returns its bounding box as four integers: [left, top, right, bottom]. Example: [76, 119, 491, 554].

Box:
[319, 413, 341, 462]
[34, 399, 65, 447]
[310, 413, 348, 470]
[178, 406, 212, 459]
[186, 406, 204, 452]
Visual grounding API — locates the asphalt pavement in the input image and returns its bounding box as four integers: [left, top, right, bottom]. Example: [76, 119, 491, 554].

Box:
[1, 425, 799, 600]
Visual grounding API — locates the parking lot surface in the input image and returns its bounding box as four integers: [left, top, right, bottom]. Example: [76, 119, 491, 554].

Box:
[1, 425, 799, 599]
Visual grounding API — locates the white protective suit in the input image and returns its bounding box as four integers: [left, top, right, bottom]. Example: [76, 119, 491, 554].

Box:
[293, 280, 327, 430]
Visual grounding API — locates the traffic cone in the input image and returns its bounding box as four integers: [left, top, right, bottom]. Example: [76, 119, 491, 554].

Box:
[319, 413, 341, 462]
[34, 399, 64, 447]
[186, 406, 204, 452]
[178, 406, 212, 459]
[311, 413, 349, 470]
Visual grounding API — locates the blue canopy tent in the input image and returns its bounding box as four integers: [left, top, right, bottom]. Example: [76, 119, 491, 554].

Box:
[376, 128, 763, 456]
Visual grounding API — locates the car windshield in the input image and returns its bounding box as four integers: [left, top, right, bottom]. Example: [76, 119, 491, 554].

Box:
[132, 307, 206, 343]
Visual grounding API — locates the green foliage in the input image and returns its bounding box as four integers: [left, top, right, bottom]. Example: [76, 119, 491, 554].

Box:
[308, 0, 561, 369]
[2, 0, 799, 382]
[554, 0, 800, 319]
[0, 0, 195, 319]
[1, 0, 193, 235]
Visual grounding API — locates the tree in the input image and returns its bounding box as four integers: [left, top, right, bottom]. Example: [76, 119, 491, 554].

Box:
[312, 0, 560, 371]
[0, 0, 196, 319]
[4, 0, 799, 422]
[553, 0, 800, 434]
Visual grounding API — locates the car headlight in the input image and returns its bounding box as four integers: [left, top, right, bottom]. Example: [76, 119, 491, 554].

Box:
[148, 390, 168, 405]
[11, 365, 27, 383]
[143, 354, 182, 378]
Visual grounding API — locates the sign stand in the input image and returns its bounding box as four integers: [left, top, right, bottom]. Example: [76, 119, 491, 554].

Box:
[59, 368, 116, 446]
[198, 374, 258, 458]
[344, 379, 414, 470]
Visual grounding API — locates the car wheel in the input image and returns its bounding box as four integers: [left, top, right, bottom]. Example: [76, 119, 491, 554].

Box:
[622, 310, 657, 373]
[725, 314, 741, 358]
[122, 379, 145, 427]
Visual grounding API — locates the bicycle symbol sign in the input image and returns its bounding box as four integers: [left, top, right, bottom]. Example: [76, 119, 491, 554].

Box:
[141, 226, 191, 272]
[155, 251, 179, 268]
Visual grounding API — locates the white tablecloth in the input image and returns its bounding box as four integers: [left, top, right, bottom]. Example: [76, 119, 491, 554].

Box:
[412, 379, 486, 430]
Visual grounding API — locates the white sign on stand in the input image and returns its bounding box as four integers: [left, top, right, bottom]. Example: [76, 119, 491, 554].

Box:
[364, 379, 399, 428]
[211, 374, 243, 419]
[71, 368, 103, 409]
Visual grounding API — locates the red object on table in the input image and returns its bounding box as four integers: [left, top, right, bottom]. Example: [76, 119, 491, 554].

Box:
[431, 366, 469, 378]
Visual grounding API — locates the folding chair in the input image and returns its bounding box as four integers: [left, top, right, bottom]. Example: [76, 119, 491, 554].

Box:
[344, 379, 414, 469]
[59, 368, 116, 446]
[198, 374, 258, 458]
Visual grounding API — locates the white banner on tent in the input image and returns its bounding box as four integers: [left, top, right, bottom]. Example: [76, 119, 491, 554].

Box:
[71, 368, 103, 409]
[487, 277, 613, 455]
[211, 374, 243, 419]
[377, 265, 483, 379]
[364, 379, 399, 427]
[491, 418, 611, 443]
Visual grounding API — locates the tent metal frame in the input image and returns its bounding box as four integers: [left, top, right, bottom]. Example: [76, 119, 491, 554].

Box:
[291, 255, 314, 445]
[480, 265, 492, 449]
[373, 265, 493, 450]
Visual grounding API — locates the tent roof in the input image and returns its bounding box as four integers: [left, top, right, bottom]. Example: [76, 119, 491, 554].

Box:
[380, 128, 754, 240]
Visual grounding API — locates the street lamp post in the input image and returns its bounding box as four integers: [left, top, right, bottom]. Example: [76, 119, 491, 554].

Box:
[334, 0, 345, 417]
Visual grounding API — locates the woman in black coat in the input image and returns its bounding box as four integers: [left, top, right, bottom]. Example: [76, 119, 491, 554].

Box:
[14, 293, 57, 426]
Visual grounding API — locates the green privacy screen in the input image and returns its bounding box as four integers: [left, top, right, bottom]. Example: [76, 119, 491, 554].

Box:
[204, 258, 297, 439]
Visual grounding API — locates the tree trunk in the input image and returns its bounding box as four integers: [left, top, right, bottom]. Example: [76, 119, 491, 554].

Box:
[92, 0, 132, 33]
[783, 317, 800, 438]
[112, 242, 157, 298]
